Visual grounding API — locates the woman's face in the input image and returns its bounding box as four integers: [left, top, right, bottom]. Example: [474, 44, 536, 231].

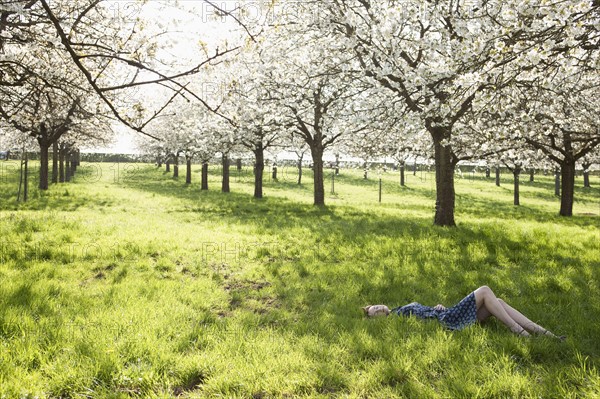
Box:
[362, 305, 390, 317]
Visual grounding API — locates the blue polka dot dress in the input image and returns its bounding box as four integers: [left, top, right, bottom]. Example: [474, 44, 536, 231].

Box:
[391, 292, 478, 331]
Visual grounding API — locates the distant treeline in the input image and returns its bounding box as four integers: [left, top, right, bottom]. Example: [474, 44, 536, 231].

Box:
[2, 151, 598, 176]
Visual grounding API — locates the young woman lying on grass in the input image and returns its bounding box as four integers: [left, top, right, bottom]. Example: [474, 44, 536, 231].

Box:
[363, 285, 566, 340]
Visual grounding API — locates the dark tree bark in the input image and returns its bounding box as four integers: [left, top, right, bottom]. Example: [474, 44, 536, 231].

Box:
[173, 153, 179, 178]
[495, 167, 501, 187]
[290, 87, 341, 206]
[201, 162, 209, 191]
[59, 146, 65, 183]
[513, 166, 521, 206]
[431, 131, 457, 227]
[583, 162, 591, 188]
[297, 158, 303, 185]
[38, 142, 50, 190]
[311, 145, 325, 206]
[30, 106, 77, 190]
[560, 160, 576, 216]
[185, 157, 192, 185]
[221, 154, 230, 193]
[52, 141, 58, 184]
[400, 162, 405, 186]
[529, 169, 535, 182]
[525, 129, 600, 216]
[253, 146, 265, 199]
[485, 167, 491, 179]
[65, 156, 72, 182]
[166, 159, 171, 173]
[70, 153, 77, 179]
[331, 171, 335, 194]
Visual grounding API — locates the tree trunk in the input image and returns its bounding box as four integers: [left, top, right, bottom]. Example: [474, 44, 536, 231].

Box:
[559, 160, 576, 217]
[38, 143, 50, 190]
[486, 167, 491, 179]
[65, 156, 72, 182]
[400, 162, 405, 186]
[73, 149, 80, 170]
[254, 147, 264, 199]
[18, 152, 29, 202]
[237, 158, 242, 172]
[23, 154, 29, 202]
[513, 166, 521, 206]
[495, 167, 501, 187]
[331, 172, 335, 194]
[70, 153, 77, 179]
[52, 141, 58, 184]
[311, 145, 325, 206]
[529, 169, 535, 182]
[583, 163, 591, 188]
[173, 154, 179, 178]
[297, 157, 303, 185]
[432, 130, 456, 227]
[166, 159, 171, 173]
[186, 158, 192, 185]
[222, 154, 230, 193]
[59, 147, 65, 183]
[554, 169, 561, 196]
[201, 162, 209, 190]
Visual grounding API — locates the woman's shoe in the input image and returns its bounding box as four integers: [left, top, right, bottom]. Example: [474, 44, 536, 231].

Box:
[542, 329, 566, 342]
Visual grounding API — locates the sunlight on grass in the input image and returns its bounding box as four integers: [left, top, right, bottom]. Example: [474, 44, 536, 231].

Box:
[0, 162, 598, 398]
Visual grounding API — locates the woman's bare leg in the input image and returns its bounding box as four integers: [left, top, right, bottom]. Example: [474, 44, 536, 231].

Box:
[474, 286, 530, 336]
[498, 299, 564, 339]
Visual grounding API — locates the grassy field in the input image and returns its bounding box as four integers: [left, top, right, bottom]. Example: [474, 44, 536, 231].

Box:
[0, 160, 599, 398]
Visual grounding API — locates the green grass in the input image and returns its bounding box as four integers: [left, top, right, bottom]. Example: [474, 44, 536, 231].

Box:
[0, 160, 599, 398]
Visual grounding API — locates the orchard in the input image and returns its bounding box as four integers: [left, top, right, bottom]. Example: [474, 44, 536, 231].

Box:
[1, 1, 599, 398]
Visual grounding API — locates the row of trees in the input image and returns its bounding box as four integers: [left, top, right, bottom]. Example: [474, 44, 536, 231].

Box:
[138, 0, 599, 225]
[0, 0, 236, 190]
[1, 0, 598, 225]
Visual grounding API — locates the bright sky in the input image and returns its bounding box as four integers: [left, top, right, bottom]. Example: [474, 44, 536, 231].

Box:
[84, 0, 239, 154]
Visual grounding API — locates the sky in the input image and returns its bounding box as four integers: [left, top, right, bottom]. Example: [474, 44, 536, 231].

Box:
[84, 0, 238, 154]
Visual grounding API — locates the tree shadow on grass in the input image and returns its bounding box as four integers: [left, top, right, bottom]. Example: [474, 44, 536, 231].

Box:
[0, 165, 118, 213]
[2, 164, 596, 396]
[260, 217, 600, 395]
[0, 187, 118, 212]
[123, 165, 597, 247]
[455, 191, 599, 228]
[454, 174, 600, 213]
[124, 166, 600, 376]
